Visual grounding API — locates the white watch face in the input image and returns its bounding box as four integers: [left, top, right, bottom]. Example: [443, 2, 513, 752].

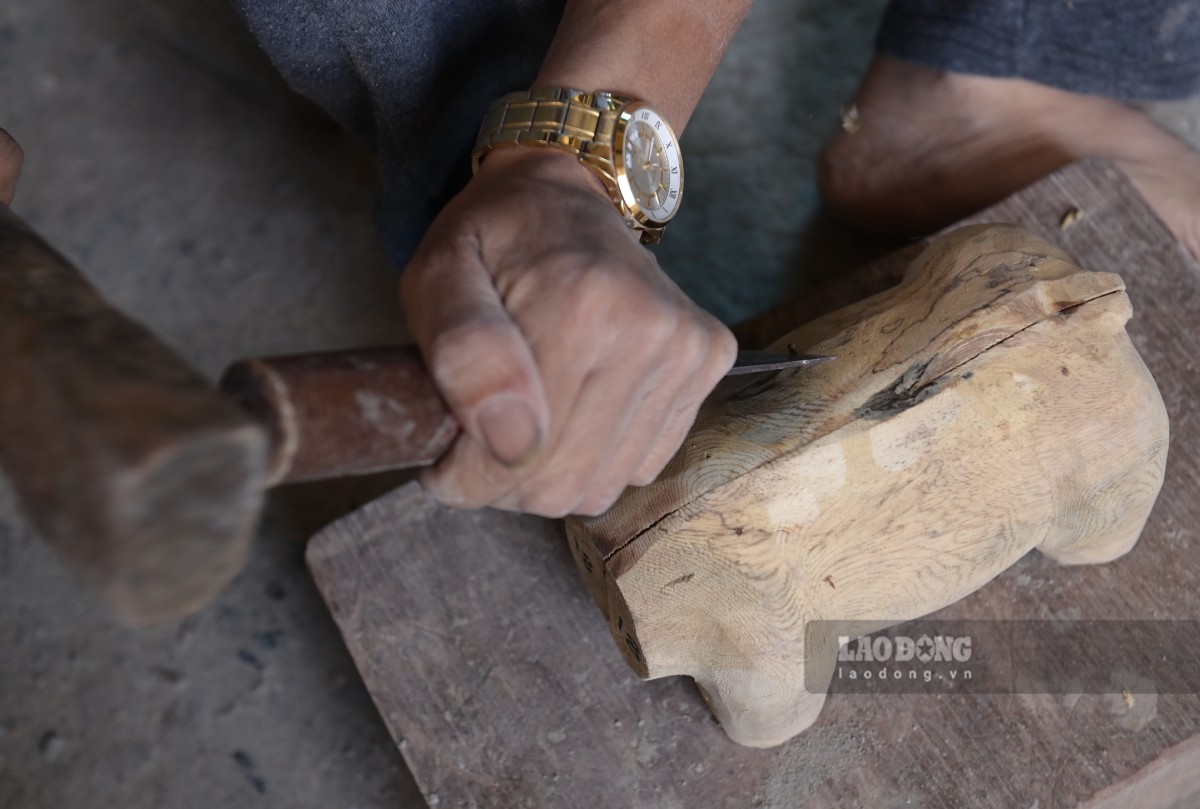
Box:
[618, 106, 683, 224]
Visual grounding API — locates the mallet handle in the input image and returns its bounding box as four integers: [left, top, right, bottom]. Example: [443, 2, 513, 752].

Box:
[220, 346, 459, 484]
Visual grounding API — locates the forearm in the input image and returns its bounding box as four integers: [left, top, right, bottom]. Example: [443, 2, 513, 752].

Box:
[534, 0, 754, 132]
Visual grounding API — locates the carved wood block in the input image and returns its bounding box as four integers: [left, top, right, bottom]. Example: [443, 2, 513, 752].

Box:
[567, 224, 1169, 747]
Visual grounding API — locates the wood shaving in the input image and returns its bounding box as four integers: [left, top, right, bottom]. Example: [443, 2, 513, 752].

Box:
[1060, 207, 1084, 230]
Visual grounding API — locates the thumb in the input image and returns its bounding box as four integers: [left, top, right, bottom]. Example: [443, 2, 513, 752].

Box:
[402, 249, 549, 469]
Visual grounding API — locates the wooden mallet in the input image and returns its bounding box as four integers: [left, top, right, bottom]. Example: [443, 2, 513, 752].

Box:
[0, 204, 457, 625]
[0, 203, 819, 626]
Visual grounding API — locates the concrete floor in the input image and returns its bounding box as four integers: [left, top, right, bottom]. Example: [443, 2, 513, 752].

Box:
[0, 1, 418, 806]
[3, 1, 1200, 807]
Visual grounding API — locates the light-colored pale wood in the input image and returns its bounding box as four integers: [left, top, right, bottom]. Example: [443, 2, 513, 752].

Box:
[306, 162, 1200, 807]
[567, 223, 1169, 747]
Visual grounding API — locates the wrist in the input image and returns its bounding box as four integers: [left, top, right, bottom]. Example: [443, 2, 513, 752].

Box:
[471, 88, 681, 245]
[474, 144, 612, 202]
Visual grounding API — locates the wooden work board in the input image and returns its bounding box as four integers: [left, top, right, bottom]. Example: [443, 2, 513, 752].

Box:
[307, 159, 1200, 809]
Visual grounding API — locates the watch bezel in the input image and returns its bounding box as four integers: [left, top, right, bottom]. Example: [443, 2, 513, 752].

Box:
[611, 103, 684, 229]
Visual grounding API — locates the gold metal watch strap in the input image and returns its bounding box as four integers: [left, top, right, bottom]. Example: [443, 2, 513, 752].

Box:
[470, 88, 668, 245]
[471, 88, 630, 173]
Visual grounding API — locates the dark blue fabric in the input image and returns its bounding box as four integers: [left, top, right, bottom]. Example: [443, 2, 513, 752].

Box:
[232, 0, 564, 267]
[878, 0, 1200, 101]
[233, 0, 1200, 269]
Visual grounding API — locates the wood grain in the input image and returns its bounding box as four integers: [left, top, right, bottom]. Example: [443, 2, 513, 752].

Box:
[307, 160, 1200, 808]
[569, 222, 1169, 746]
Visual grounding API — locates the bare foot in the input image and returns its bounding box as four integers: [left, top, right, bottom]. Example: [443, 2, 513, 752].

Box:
[819, 55, 1200, 259]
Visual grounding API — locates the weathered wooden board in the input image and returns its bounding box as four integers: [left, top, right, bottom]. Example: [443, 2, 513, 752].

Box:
[307, 159, 1200, 808]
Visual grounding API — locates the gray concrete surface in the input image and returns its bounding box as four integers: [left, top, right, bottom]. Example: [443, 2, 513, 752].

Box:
[3, 0, 1200, 807]
[0, 1, 418, 806]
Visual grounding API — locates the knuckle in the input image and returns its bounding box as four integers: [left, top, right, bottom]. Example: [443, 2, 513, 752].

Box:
[631, 463, 665, 487]
[712, 325, 738, 364]
[637, 307, 681, 350]
[431, 319, 507, 357]
[693, 326, 737, 384]
[603, 301, 681, 367]
[519, 467, 593, 517]
[575, 501, 607, 518]
[433, 487, 491, 511]
[636, 442, 680, 484]
[428, 320, 518, 382]
[671, 398, 706, 438]
[399, 238, 457, 293]
[554, 268, 618, 318]
[579, 260, 625, 294]
[677, 318, 713, 362]
[519, 491, 576, 519]
[422, 471, 492, 510]
[584, 263, 660, 313]
[562, 294, 608, 337]
[563, 264, 622, 313]
[577, 485, 627, 517]
[622, 331, 670, 369]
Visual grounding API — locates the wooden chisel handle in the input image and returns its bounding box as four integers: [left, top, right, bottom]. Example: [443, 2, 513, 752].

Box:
[220, 346, 459, 484]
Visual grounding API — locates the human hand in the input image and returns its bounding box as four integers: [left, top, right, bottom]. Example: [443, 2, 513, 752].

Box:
[399, 147, 736, 517]
[0, 128, 24, 205]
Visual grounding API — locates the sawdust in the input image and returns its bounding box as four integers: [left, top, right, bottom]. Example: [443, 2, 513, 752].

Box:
[762, 721, 876, 806]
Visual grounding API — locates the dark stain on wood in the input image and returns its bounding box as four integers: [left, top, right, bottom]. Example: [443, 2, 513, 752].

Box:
[856, 357, 939, 418]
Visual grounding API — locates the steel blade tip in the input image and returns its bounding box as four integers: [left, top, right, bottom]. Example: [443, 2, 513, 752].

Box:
[728, 350, 835, 376]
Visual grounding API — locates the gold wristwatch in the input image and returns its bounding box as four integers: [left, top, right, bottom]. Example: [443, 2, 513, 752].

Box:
[471, 88, 684, 244]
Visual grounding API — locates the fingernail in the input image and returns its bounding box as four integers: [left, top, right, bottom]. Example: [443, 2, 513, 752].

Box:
[476, 394, 542, 468]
